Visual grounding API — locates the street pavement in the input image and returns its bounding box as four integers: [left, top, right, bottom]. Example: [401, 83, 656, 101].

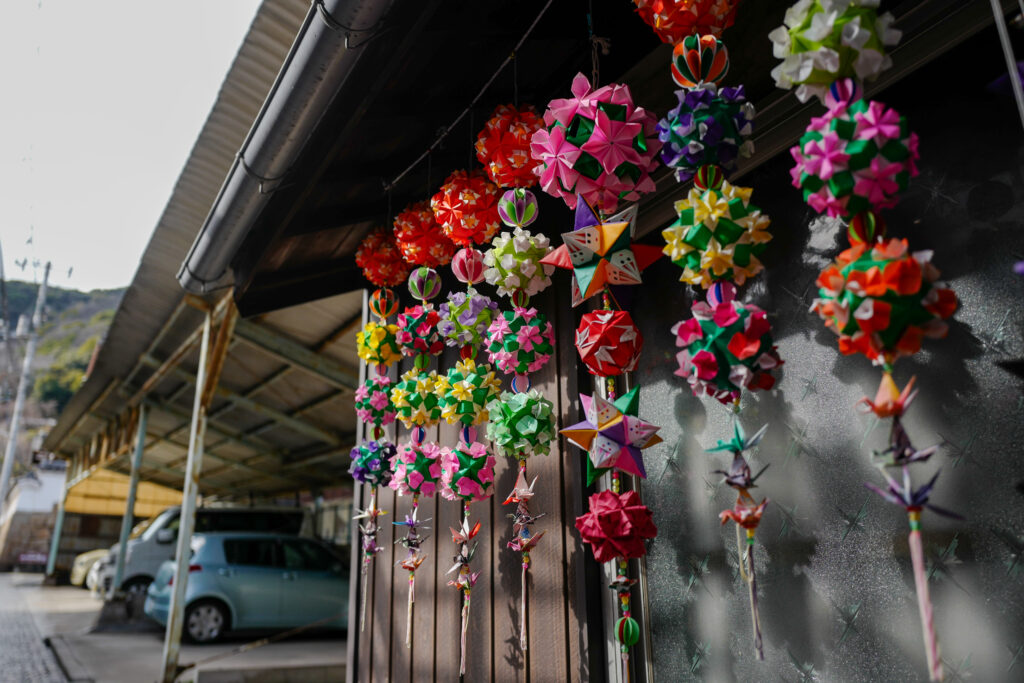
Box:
[0, 573, 66, 683]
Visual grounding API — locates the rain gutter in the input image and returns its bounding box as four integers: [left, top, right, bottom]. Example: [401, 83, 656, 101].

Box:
[177, 0, 396, 294]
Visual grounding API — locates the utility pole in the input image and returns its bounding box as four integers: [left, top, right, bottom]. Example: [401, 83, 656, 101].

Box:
[0, 261, 50, 515]
[0, 241, 16, 396]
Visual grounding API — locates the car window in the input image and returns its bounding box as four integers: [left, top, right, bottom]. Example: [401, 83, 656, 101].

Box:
[223, 539, 279, 567]
[194, 511, 304, 534]
[281, 539, 337, 571]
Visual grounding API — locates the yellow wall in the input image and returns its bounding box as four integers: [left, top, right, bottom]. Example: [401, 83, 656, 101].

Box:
[65, 468, 181, 517]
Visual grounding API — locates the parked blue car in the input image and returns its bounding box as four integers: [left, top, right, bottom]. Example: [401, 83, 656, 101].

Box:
[144, 532, 349, 643]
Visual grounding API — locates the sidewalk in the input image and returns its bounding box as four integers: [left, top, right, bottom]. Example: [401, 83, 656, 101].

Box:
[0, 573, 66, 683]
[3, 572, 346, 683]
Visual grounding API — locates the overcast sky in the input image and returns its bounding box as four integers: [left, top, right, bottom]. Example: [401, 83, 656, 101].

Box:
[0, 0, 261, 292]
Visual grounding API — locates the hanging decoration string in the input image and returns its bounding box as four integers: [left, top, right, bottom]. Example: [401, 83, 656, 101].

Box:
[382, 0, 557, 192]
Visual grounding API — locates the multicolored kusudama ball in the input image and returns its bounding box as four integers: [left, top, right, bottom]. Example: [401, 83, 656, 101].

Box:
[407, 266, 442, 302]
[390, 368, 443, 428]
[436, 358, 502, 426]
[440, 441, 496, 503]
[497, 188, 539, 228]
[355, 229, 411, 288]
[369, 287, 398, 320]
[356, 321, 402, 367]
[531, 72, 661, 212]
[388, 440, 442, 498]
[475, 104, 544, 189]
[431, 170, 502, 246]
[438, 289, 498, 349]
[486, 389, 556, 457]
[672, 34, 730, 89]
[395, 304, 443, 358]
[349, 440, 395, 487]
[485, 307, 555, 375]
[616, 616, 641, 647]
[354, 374, 396, 427]
[812, 237, 957, 368]
[790, 90, 919, 220]
[657, 83, 754, 183]
[393, 201, 456, 267]
[769, 0, 901, 103]
[671, 282, 783, 405]
[632, 0, 740, 44]
[452, 247, 486, 284]
[483, 228, 554, 300]
[575, 310, 644, 377]
[662, 179, 771, 288]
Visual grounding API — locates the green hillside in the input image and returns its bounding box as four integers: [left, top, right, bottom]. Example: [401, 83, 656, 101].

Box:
[1, 280, 123, 414]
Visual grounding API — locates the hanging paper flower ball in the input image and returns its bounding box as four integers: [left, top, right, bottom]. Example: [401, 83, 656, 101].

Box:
[369, 288, 398, 320]
[769, 0, 901, 103]
[483, 228, 554, 299]
[672, 34, 730, 89]
[349, 440, 395, 488]
[408, 266, 442, 302]
[632, 0, 740, 43]
[575, 310, 644, 377]
[657, 83, 754, 183]
[440, 441, 496, 503]
[354, 374, 396, 427]
[671, 283, 782, 405]
[616, 616, 641, 648]
[790, 92, 919, 219]
[531, 73, 661, 212]
[475, 104, 544, 189]
[390, 368, 443, 428]
[396, 304, 443, 357]
[355, 229, 411, 288]
[575, 489, 657, 563]
[497, 188, 539, 228]
[393, 201, 456, 267]
[431, 170, 502, 246]
[389, 441, 442, 498]
[436, 358, 502, 426]
[452, 247, 486, 284]
[811, 238, 958, 367]
[486, 389, 556, 458]
[662, 179, 771, 288]
[438, 289, 498, 348]
[485, 307, 555, 375]
[356, 322, 402, 367]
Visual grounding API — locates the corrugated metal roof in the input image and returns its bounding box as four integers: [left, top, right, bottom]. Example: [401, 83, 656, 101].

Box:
[44, 0, 309, 455]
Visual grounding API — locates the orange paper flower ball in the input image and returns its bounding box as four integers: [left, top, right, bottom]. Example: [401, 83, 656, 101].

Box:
[475, 104, 544, 189]
[393, 201, 456, 267]
[356, 228, 411, 288]
[431, 170, 502, 247]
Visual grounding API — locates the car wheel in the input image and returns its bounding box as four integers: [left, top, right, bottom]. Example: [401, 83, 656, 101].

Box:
[184, 600, 229, 644]
[122, 577, 153, 596]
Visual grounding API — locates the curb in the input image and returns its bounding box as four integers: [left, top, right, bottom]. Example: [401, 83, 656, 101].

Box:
[44, 635, 95, 683]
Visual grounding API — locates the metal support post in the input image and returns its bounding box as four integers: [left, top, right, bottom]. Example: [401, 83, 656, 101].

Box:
[45, 475, 69, 577]
[0, 262, 50, 515]
[160, 310, 212, 683]
[113, 405, 148, 594]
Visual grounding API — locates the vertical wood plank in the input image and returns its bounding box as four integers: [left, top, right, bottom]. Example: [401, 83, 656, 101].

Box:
[492, 445, 527, 682]
[370, 481, 396, 683]
[390, 486, 413, 683]
[463, 436, 493, 682]
[355, 483, 374, 683]
[409, 422, 439, 683]
[527, 287, 571, 683]
[434, 399, 462, 680]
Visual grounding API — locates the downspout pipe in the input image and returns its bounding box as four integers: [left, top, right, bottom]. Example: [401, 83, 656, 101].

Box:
[177, 0, 396, 294]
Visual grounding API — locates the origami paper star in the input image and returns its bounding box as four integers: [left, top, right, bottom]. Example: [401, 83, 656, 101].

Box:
[561, 385, 662, 484]
[540, 200, 662, 306]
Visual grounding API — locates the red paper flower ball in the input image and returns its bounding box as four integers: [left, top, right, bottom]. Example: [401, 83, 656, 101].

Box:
[575, 310, 644, 377]
[575, 489, 657, 563]
[431, 170, 502, 246]
[633, 0, 740, 44]
[393, 201, 456, 267]
[812, 238, 957, 368]
[475, 104, 544, 189]
[355, 229, 411, 288]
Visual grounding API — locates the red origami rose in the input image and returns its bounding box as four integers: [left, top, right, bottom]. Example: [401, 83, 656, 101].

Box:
[575, 489, 657, 563]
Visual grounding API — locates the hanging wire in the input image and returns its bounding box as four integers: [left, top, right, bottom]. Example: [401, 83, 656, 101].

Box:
[382, 0, 557, 192]
[990, 0, 1024, 132]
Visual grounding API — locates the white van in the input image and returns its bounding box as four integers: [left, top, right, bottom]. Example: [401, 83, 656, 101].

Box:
[95, 506, 308, 595]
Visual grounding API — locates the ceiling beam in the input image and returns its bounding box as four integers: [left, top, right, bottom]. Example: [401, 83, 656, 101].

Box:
[233, 319, 359, 390]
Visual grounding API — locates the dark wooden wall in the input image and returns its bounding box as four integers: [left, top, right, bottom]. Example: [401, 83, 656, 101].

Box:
[349, 287, 600, 682]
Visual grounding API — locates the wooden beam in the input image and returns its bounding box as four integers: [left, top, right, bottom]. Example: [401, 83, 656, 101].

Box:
[233, 319, 359, 390]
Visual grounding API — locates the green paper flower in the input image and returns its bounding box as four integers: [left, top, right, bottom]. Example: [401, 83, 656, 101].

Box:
[436, 358, 502, 427]
[483, 228, 555, 299]
[389, 368, 442, 429]
[486, 389, 556, 458]
[485, 307, 555, 375]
